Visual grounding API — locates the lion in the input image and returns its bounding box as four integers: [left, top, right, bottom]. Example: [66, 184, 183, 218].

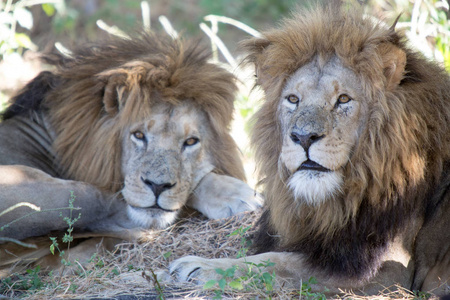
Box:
[0, 32, 261, 265]
[169, 5, 450, 296]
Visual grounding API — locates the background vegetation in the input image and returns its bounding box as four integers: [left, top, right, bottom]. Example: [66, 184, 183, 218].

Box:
[1, 0, 449, 113]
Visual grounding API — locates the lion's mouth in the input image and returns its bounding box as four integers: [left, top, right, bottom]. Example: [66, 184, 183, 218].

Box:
[297, 159, 331, 172]
[129, 204, 177, 213]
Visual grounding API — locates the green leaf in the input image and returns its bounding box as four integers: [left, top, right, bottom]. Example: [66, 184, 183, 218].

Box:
[229, 228, 240, 237]
[41, 4, 56, 17]
[111, 268, 119, 276]
[62, 233, 73, 243]
[263, 260, 275, 267]
[212, 290, 223, 300]
[14, 33, 33, 49]
[262, 272, 273, 284]
[215, 268, 225, 276]
[309, 276, 317, 284]
[203, 280, 217, 289]
[229, 279, 244, 290]
[218, 278, 226, 291]
[49, 244, 55, 255]
[224, 266, 236, 277]
[163, 251, 172, 259]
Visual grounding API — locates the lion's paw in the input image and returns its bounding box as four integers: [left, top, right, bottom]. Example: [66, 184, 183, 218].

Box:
[169, 256, 229, 284]
[189, 173, 263, 219]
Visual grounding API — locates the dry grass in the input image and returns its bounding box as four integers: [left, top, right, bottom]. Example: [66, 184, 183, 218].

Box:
[1, 210, 267, 299]
[1, 209, 441, 299]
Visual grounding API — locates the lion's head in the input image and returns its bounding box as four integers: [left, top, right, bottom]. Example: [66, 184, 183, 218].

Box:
[276, 55, 366, 205]
[243, 5, 450, 246]
[42, 33, 245, 228]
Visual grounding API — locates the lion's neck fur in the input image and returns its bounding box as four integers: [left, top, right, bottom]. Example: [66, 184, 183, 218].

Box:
[249, 5, 450, 278]
[46, 81, 149, 192]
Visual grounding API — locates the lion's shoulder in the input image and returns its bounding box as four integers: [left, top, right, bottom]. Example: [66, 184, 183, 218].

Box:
[249, 4, 450, 282]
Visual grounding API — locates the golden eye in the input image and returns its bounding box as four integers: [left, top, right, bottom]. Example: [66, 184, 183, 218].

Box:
[337, 94, 352, 104]
[133, 131, 145, 140]
[184, 137, 199, 147]
[286, 94, 299, 104]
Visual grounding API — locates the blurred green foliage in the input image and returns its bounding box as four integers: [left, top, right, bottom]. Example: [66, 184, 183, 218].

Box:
[51, 1, 142, 41]
[1, 0, 449, 115]
[369, 0, 450, 71]
[199, 0, 297, 27]
[0, 1, 37, 60]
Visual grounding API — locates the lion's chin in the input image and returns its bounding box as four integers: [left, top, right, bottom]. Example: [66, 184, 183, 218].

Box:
[126, 205, 179, 229]
[288, 170, 343, 205]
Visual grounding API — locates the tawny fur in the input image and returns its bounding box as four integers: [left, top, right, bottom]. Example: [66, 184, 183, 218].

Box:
[243, 5, 449, 252]
[0, 32, 262, 275]
[39, 33, 245, 192]
[168, 5, 449, 294]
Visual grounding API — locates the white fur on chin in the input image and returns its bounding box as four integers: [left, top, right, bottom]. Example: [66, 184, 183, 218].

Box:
[127, 206, 178, 229]
[288, 170, 343, 205]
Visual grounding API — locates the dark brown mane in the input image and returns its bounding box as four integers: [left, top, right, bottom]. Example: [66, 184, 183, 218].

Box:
[245, 5, 450, 279]
[7, 32, 245, 192]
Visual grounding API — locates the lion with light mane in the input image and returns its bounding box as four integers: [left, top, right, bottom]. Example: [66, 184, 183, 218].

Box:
[170, 5, 450, 295]
[0, 32, 260, 268]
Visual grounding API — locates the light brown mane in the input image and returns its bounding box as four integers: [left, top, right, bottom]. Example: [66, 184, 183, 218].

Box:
[43, 32, 245, 192]
[244, 5, 450, 245]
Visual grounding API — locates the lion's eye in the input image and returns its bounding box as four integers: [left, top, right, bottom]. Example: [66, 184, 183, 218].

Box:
[183, 137, 199, 147]
[132, 131, 145, 141]
[286, 94, 300, 104]
[337, 94, 352, 104]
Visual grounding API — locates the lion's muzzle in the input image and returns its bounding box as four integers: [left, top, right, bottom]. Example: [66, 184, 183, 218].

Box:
[290, 131, 325, 152]
[297, 159, 330, 172]
[141, 177, 176, 199]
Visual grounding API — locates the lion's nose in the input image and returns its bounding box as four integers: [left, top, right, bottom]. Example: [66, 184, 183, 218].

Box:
[290, 131, 324, 151]
[141, 178, 176, 198]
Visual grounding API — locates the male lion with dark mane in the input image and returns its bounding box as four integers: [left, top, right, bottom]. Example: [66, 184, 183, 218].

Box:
[0, 32, 261, 267]
[170, 5, 450, 296]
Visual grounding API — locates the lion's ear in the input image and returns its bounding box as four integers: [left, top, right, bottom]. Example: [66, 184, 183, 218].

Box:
[102, 74, 127, 115]
[241, 37, 272, 83]
[378, 43, 406, 91]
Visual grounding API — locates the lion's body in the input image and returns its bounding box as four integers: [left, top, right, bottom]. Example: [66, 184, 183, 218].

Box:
[171, 6, 450, 295]
[0, 33, 260, 268]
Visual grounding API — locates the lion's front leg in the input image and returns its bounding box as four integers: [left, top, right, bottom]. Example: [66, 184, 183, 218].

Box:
[170, 252, 307, 286]
[169, 252, 385, 295]
[187, 172, 262, 219]
[0, 165, 119, 241]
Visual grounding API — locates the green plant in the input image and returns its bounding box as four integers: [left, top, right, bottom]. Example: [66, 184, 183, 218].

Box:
[22, 266, 45, 290]
[204, 266, 240, 299]
[0, 192, 82, 296]
[203, 259, 276, 299]
[47, 191, 81, 292]
[0, 1, 58, 113]
[298, 277, 328, 300]
[228, 225, 252, 258]
[0, 0, 40, 60]
[370, 0, 450, 71]
[49, 191, 81, 268]
[199, 0, 297, 28]
[143, 268, 166, 300]
[203, 226, 276, 299]
[0, 266, 46, 294]
[413, 289, 432, 299]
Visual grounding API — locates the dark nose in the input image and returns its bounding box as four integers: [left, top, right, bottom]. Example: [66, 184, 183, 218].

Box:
[290, 131, 324, 151]
[141, 178, 176, 198]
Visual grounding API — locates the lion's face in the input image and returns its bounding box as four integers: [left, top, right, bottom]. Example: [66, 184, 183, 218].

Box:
[121, 100, 214, 228]
[279, 57, 367, 205]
